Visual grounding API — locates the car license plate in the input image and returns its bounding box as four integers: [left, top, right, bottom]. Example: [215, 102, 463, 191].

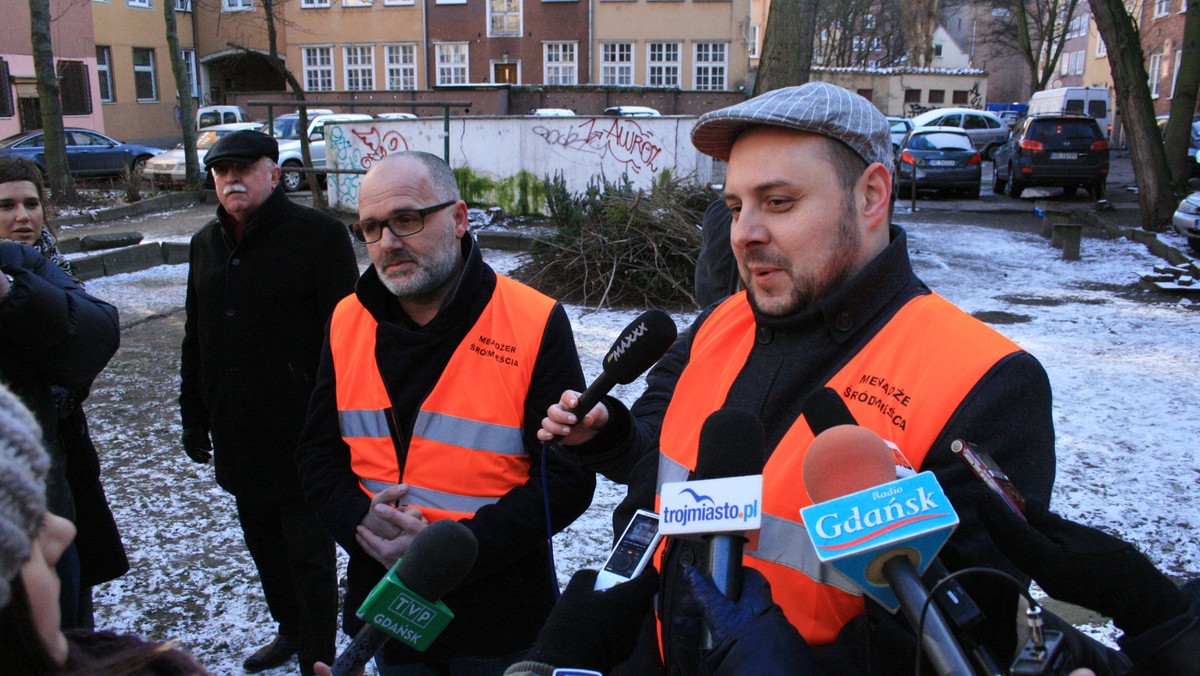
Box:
[1050, 152, 1077, 160]
[929, 160, 956, 167]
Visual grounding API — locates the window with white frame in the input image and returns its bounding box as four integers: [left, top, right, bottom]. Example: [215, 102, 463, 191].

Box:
[544, 42, 577, 85]
[1149, 53, 1163, 98]
[383, 0, 413, 5]
[133, 47, 157, 101]
[1154, 0, 1171, 16]
[1074, 50, 1085, 75]
[223, 0, 252, 10]
[385, 44, 418, 90]
[180, 48, 199, 97]
[489, 0, 521, 36]
[175, 0, 191, 10]
[96, 46, 114, 103]
[864, 13, 876, 29]
[344, 45, 374, 90]
[1096, 34, 1107, 57]
[694, 42, 727, 91]
[648, 43, 679, 87]
[343, 0, 371, 7]
[933, 43, 943, 58]
[128, 0, 151, 8]
[301, 0, 330, 6]
[303, 46, 334, 91]
[601, 43, 633, 85]
[436, 43, 469, 85]
[748, 24, 759, 58]
[1060, 52, 1070, 75]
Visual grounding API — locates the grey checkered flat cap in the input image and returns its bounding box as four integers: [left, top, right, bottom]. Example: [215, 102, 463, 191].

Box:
[692, 82, 893, 172]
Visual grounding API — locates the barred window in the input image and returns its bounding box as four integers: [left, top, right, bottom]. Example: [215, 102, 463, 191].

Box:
[133, 48, 157, 102]
[58, 61, 93, 115]
[0, 60, 13, 118]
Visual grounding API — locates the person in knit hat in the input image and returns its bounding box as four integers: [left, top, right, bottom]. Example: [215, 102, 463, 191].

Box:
[0, 382, 207, 675]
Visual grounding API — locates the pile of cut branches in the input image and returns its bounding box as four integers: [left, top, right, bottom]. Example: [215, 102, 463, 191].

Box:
[511, 171, 718, 310]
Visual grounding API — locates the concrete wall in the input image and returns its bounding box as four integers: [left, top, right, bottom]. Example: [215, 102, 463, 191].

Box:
[810, 68, 989, 117]
[326, 115, 710, 213]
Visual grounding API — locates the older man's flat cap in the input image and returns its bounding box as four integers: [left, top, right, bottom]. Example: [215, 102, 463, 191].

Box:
[204, 129, 279, 171]
[691, 82, 893, 172]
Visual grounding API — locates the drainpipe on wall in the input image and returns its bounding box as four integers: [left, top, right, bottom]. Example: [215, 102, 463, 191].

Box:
[587, 0, 594, 84]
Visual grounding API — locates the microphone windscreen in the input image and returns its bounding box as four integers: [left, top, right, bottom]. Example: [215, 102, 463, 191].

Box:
[394, 520, 479, 601]
[602, 309, 678, 385]
[802, 387, 858, 436]
[803, 425, 895, 504]
[694, 408, 766, 480]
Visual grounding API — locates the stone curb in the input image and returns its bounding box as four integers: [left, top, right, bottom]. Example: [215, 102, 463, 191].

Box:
[74, 242, 193, 281]
[56, 191, 215, 228]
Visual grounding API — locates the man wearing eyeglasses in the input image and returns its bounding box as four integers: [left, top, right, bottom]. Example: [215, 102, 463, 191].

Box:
[179, 129, 358, 675]
[296, 151, 595, 675]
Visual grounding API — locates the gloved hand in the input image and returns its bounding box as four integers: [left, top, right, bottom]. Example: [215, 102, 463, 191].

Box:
[182, 426, 213, 464]
[975, 489, 1187, 636]
[683, 565, 818, 674]
[523, 567, 659, 672]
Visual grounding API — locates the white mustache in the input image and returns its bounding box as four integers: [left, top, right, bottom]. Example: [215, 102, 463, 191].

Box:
[222, 184, 248, 196]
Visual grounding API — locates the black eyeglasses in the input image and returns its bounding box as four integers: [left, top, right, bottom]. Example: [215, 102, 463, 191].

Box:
[350, 200, 456, 243]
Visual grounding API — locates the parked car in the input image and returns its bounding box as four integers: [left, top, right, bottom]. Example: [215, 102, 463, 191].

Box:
[1172, 188, 1200, 254]
[992, 114, 1109, 199]
[267, 109, 336, 142]
[376, 112, 418, 120]
[0, 128, 163, 179]
[1155, 115, 1200, 178]
[910, 108, 1009, 159]
[603, 106, 661, 117]
[274, 113, 372, 192]
[893, 127, 982, 199]
[528, 108, 576, 117]
[887, 116, 914, 151]
[143, 122, 265, 187]
[197, 105, 251, 129]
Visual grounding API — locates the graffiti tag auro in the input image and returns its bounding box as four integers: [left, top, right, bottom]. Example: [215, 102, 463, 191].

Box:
[531, 118, 664, 174]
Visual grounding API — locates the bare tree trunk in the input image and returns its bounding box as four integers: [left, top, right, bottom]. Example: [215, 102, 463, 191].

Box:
[753, 0, 819, 95]
[1091, 0, 1174, 230]
[1164, 5, 1200, 191]
[163, 0, 201, 192]
[901, 0, 941, 67]
[261, 0, 326, 211]
[29, 0, 77, 203]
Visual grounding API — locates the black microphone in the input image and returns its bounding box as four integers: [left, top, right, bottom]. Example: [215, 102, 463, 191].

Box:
[693, 408, 765, 648]
[331, 520, 479, 676]
[802, 386, 857, 436]
[566, 309, 677, 422]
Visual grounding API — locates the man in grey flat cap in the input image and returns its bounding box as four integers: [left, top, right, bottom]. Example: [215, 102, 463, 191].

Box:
[541, 82, 1056, 673]
[179, 129, 358, 674]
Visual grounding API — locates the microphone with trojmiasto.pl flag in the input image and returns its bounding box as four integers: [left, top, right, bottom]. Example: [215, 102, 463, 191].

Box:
[331, 520, 479, 676]
[658, 407, 766, 649]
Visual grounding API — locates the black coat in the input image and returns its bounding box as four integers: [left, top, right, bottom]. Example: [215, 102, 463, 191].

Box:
[180, 184, 359, 502]
[0, 241, 120, 515]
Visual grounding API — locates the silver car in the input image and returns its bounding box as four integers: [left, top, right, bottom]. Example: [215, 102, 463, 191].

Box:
[143, 122, 264, 187]
[911, 108, 1010, 160]
[1172, 189, 1200, 254]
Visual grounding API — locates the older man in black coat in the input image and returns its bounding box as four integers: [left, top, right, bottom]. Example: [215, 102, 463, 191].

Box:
[179, 130, 358, 674]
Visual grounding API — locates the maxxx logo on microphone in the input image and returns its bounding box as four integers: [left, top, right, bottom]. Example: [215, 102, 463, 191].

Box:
[801, 472, 958, 612]
[659, 475, 762, 536]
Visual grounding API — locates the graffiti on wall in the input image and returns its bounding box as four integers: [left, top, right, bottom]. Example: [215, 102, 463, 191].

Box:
[329, 125, 411, 207]
[531, 118, 664, 174]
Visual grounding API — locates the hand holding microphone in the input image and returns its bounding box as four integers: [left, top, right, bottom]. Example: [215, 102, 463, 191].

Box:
[976, 489, 1189, 637]
[539, 309, 677, 446]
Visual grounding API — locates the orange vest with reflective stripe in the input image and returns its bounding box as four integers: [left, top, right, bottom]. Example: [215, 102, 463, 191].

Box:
[656, 291, 1023, 645]
[329, 275, 555, 522]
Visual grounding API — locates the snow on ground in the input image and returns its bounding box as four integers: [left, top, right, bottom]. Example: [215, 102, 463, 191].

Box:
[80, 220, 1199, 674]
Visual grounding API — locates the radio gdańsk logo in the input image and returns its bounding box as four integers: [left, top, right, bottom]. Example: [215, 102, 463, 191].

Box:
[811, 483, 950, 552]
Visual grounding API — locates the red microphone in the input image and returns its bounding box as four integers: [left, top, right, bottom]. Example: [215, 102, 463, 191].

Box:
[803, 424, 896, 503]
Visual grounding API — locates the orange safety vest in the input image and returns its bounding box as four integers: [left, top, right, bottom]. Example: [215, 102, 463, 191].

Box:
[656, 291, 1023, 646]
[329, 275, 556, 523]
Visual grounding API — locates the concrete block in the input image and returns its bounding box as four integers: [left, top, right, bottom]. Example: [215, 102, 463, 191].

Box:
[160, 242, 191, 265]
[56, 237, 82, 254]
[101, 243, 162, 276]
[1053, 223, 1083, 261]
[80, 231, 144, 251]
[71, 255, 107, 281]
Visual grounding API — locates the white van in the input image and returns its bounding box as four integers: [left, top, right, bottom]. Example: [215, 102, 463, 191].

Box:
[1027, 87, 1111, 137]
[196, 105, 251, 129]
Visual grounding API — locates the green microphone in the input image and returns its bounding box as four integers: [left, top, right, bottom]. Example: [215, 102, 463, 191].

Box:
[332, 520, 479, 674]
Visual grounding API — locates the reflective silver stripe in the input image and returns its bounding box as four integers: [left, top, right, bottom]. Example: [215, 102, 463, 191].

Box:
[748, 513, 862, 596]
[339, 409, 390, 438]
[413, 409, 525, 455]
[656, 453, 690, 496]
[358, 478, 500, 514]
